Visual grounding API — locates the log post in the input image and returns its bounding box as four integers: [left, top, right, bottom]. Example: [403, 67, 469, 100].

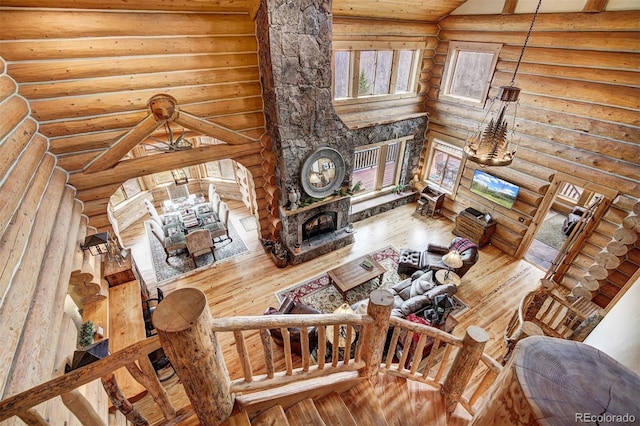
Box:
[152, 288, 233, 425]
[61, 389, 106, 426]
[101, 374, 148, 426]
[442, 326, 489, 413]
[361, 289, 394, 384]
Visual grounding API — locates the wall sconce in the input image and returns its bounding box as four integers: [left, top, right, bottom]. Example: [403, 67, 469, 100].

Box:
[80, 232, 109, 256]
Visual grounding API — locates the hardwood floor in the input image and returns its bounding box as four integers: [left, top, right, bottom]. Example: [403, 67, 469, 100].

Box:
[121, 199, 545, 422]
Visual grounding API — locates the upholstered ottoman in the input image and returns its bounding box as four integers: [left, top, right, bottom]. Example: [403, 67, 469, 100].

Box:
[397, 248, 422, 275]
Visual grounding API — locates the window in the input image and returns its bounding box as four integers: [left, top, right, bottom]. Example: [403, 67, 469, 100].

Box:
[205, 159, 236, 180]
[440, 42, 501, 106]
[424, 134, 464, 194]
[352, 138, 409, 195]
[110, 178, 142, 207]
[334, 49, 420, 101]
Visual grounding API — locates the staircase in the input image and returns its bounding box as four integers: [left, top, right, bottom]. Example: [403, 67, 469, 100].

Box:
[223, 375, 472, 426]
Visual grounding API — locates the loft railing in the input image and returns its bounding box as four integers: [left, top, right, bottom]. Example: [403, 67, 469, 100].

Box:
[0, 289, 502, 425]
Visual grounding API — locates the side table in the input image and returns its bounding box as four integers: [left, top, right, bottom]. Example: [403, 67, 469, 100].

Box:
[103, 248, 135, 287]
[434, 269, 461, 286]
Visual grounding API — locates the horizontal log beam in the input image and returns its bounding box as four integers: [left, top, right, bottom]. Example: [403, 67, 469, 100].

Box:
[70, 142, 262, 190]
[0, 11, 254, 40]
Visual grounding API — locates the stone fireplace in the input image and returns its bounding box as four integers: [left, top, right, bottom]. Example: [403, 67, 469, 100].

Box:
[256, 0, 427, 264]
[280, 196, 353, 264]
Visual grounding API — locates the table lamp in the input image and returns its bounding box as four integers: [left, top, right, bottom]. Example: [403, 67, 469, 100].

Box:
[442, 250, 463, 280]
[327, 303, 356, 348]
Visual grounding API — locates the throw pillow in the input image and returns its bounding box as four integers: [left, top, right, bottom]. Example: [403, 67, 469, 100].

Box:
[410, 271, 435, 298]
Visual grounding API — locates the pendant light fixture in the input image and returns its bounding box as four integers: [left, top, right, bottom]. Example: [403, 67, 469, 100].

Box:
[463, 0, 543, 167]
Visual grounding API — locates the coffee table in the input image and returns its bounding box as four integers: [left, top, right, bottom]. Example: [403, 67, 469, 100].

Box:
[327, 254, 385, 300]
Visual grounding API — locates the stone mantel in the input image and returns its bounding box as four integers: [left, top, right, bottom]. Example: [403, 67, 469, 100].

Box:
[279, 195, 350, 217]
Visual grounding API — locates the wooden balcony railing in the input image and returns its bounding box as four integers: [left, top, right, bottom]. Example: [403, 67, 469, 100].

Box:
[0, 288, 502, 425]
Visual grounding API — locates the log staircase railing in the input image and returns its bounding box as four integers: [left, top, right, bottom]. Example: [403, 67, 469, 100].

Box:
[502, 283, 606, 365]
[0, 289, 502, 425]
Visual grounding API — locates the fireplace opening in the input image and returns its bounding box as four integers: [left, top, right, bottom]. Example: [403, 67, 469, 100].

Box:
[302, 212, 337, 241]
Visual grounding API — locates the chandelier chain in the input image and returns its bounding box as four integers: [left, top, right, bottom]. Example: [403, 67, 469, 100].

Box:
[509, 0, 543, 87]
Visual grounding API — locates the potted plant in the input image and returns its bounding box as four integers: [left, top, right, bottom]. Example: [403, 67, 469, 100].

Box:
[78, 321, 95, 348]
[265, 239, 289, 268]
[391, 184, 406, 195]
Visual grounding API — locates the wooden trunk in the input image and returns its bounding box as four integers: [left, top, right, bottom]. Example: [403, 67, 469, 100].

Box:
[471, 336, 640, 425]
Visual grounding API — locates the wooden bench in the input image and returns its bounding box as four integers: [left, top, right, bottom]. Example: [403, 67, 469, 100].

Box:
[108, 279, 147, 405]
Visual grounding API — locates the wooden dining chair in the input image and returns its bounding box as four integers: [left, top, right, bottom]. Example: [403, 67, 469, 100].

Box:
[209, 201, 233, 245]
[185, 229, 215, 266]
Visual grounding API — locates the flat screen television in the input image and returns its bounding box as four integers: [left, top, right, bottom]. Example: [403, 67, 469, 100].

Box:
[469, 169, 520, 209]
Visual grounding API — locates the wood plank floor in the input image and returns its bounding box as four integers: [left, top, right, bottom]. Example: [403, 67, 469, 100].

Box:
[121, 199, 545, 423]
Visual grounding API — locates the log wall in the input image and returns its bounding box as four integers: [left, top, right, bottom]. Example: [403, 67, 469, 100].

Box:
[0, 59, 106, 424]
[0, 4, 268, 236]
[429, 11, 640, 308]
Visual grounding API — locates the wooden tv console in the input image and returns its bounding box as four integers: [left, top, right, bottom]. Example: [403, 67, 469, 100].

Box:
[453, 208, 497, 247]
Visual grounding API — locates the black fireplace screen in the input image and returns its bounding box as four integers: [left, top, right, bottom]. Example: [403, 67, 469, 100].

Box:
[302, 212, 337, 241]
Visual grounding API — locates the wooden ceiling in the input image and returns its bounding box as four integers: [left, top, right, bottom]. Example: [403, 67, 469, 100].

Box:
[0, 0, 629, 181]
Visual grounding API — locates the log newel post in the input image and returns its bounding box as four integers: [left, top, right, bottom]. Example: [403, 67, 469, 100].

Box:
[442, 326, 489, 413]
[153, 288, 234, 425]
[361, 289, 394, 383]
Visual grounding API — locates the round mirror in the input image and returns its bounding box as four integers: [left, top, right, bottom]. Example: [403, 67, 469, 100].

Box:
[300, 147, 345, 198]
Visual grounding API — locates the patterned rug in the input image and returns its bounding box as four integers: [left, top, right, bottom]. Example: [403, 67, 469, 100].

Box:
[276, 246, 469, 316]
[145, 220, 249, 284]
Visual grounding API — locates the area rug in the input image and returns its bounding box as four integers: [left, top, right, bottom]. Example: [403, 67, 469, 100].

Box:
[536, 213, 567, 251]
[145, 220, 249, 284]
[239, 215, 257, 232]
[275, 245, 469, 316]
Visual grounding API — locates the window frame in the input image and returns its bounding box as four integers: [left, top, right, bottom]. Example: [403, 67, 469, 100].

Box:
[439, 41, 502, 107]
[332, 42, 423, 105]
[351, 136, 412, 202]
[423, 132, 465, 196]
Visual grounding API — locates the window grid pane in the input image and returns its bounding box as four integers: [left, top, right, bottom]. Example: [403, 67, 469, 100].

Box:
[358, 51, 376, 96]
[122, 178, 141, 198]
[373, 51, 393, 95]
[334, 51, 350, 99]
[396, 50, 413, 93]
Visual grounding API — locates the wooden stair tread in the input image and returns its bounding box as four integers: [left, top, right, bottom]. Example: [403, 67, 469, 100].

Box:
[374, 374, 413, 426]
[340, 379, 389, 426]
[286, 398, 325, 426]
[252, 405, 289, 426]
[315, 392, 357, 426]
[235, 371, 364, 419]
[221, 410, 251, 426]
[405, 378, 447, 426]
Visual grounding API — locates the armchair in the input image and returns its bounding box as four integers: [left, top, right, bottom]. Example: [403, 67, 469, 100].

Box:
[422, 237, 479, 277]
[263, 296, 321, 355]
[398, 237, 479, 277]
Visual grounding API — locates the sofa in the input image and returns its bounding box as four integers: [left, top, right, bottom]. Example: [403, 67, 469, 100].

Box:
[398, 237, 479, 277]
[264, 296, 321, 355]
[387, 270, 458, 319]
